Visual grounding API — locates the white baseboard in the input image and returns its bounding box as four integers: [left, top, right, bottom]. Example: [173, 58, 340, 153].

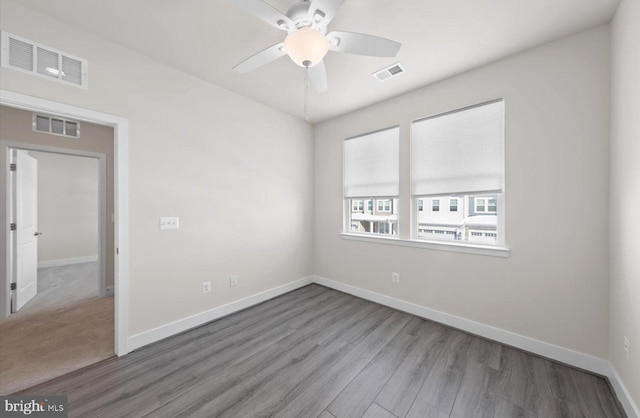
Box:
[606, 362, 640, 418]
[128, 276, 314, 352]
[312, 275, 638, 418]
[38, 255, 98, 269]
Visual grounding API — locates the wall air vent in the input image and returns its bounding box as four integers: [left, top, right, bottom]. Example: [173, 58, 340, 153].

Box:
[373, 62, 406, 82]
[33, 113, 80, 138]
[1, 31, 88, 89]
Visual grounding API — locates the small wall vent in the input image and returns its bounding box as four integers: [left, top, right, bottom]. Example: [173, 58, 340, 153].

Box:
[1, 31, 88, 89]
[373, 62, 406, 82]
[33, 113, 81, 138]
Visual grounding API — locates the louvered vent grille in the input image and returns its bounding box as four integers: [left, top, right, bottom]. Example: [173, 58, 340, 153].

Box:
[33, 114, 80, 138]
[373, 62, 406, 82]
[1, 31, 88, 89]
[62, 55, 83, 85]
[37, 47, 59, 78]
[8, 37, 33, 71]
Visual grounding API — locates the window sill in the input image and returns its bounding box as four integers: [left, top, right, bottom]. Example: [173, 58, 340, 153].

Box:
[340, 233, 510, 258]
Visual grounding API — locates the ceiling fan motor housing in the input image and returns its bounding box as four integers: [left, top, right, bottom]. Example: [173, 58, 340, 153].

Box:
[287, 2, 315, 29]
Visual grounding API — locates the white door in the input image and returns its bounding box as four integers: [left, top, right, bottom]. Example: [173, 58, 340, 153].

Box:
[13, 150, 39, 312]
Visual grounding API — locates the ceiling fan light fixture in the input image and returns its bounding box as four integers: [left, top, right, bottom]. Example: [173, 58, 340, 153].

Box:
[283, 27, 329, 68]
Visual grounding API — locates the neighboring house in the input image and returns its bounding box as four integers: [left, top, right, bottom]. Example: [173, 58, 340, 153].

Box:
[417, 195, 498, 244]
[350, 198, 398, 235]
[349, 195, 497, 244]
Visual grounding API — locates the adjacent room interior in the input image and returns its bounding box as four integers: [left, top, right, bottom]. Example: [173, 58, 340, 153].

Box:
[0, 107, 115, 394]
[0, 0, 638, 417]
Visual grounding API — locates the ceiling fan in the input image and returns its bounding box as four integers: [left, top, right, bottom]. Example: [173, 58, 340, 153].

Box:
[231, 0, 402, 93]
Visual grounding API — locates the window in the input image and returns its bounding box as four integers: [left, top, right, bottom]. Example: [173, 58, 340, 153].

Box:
[411, 100, 504, 246]
[351, 200, 364, 212]
[377, 199, 391, 212]
[418, 199, 424, 212]
[344, 127, 399, 236]
[376, 222, 390, 234]
[474, 197, 497, 213]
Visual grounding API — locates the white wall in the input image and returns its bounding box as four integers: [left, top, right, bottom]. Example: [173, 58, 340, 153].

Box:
[30, 151, 99, 263]
[314, 26, 610, 358]
[0, 0, 313, 335]
[610, 0, 640, 410]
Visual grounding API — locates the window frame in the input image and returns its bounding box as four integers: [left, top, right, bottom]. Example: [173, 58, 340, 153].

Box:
[474, 196, 497, 214]
[376, 199, 392, 212]
[449, 198, 458, 212]
[343, 125, 400, 238]
[408, 99, 507, 250]
[341, 100, 508, 257]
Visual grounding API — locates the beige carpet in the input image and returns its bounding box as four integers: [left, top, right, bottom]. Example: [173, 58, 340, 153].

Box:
[0, 262, 114, 394]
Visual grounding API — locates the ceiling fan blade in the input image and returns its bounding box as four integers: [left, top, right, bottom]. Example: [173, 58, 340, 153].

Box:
[308, 0, 345, 26]
[232, 0, 295, 31]
[233, 43, 286, 73]
[327, 31, 401, 57]
[308, 60, 328, 93]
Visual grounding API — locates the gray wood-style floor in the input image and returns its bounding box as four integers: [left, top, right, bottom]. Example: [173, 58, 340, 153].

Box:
[18, 284, 625, 418]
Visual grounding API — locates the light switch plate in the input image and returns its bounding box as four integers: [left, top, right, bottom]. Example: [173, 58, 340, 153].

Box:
[160, 217, 179, 230]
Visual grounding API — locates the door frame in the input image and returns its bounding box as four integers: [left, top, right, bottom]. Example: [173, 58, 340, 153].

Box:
[7, 144, 108, 302]
[0, 89, 130, 356]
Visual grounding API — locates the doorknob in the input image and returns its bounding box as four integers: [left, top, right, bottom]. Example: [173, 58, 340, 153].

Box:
[34, 232, 43, 236]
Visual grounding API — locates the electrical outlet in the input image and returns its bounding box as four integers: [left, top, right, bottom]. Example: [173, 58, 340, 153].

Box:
[624, 336, 629, 360]
[202, 280, 211, 294]
[230, 275, 238, 288]
[391, 272, 400, 283]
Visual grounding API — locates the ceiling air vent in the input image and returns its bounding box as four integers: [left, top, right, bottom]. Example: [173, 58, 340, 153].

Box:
[373, 62, 406, 82]
[1, 31, 88, 89]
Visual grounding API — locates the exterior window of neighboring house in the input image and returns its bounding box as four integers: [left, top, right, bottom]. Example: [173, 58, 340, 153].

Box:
[344, 126, 399, 236]
[418, 199, 424, 212]
[377, 222, 390, 234]
[475, 197, 497, 213]
[411, 99, 504, 246]
[476, 198, 486, 212]
[351, 200, 364, 211]
[450, 198, 458, 212]
[377, 199, 392, 212]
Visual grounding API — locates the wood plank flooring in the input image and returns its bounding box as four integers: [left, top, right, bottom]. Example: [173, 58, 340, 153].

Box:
[17, 284, 626, 418]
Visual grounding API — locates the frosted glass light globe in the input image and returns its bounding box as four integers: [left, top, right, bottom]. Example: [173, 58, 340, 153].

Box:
[283, 27, 329, 68]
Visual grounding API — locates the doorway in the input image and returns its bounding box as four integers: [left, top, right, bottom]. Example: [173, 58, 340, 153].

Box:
[0, 90, 130, 387]
[8, 148, 107, 314]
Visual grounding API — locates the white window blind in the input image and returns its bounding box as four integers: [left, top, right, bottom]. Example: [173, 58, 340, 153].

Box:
[344, 127, 399, 198]
[411, 100, 504, 196]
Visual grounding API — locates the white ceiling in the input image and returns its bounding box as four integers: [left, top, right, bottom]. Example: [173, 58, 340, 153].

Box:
[15, 0, 619, 123]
